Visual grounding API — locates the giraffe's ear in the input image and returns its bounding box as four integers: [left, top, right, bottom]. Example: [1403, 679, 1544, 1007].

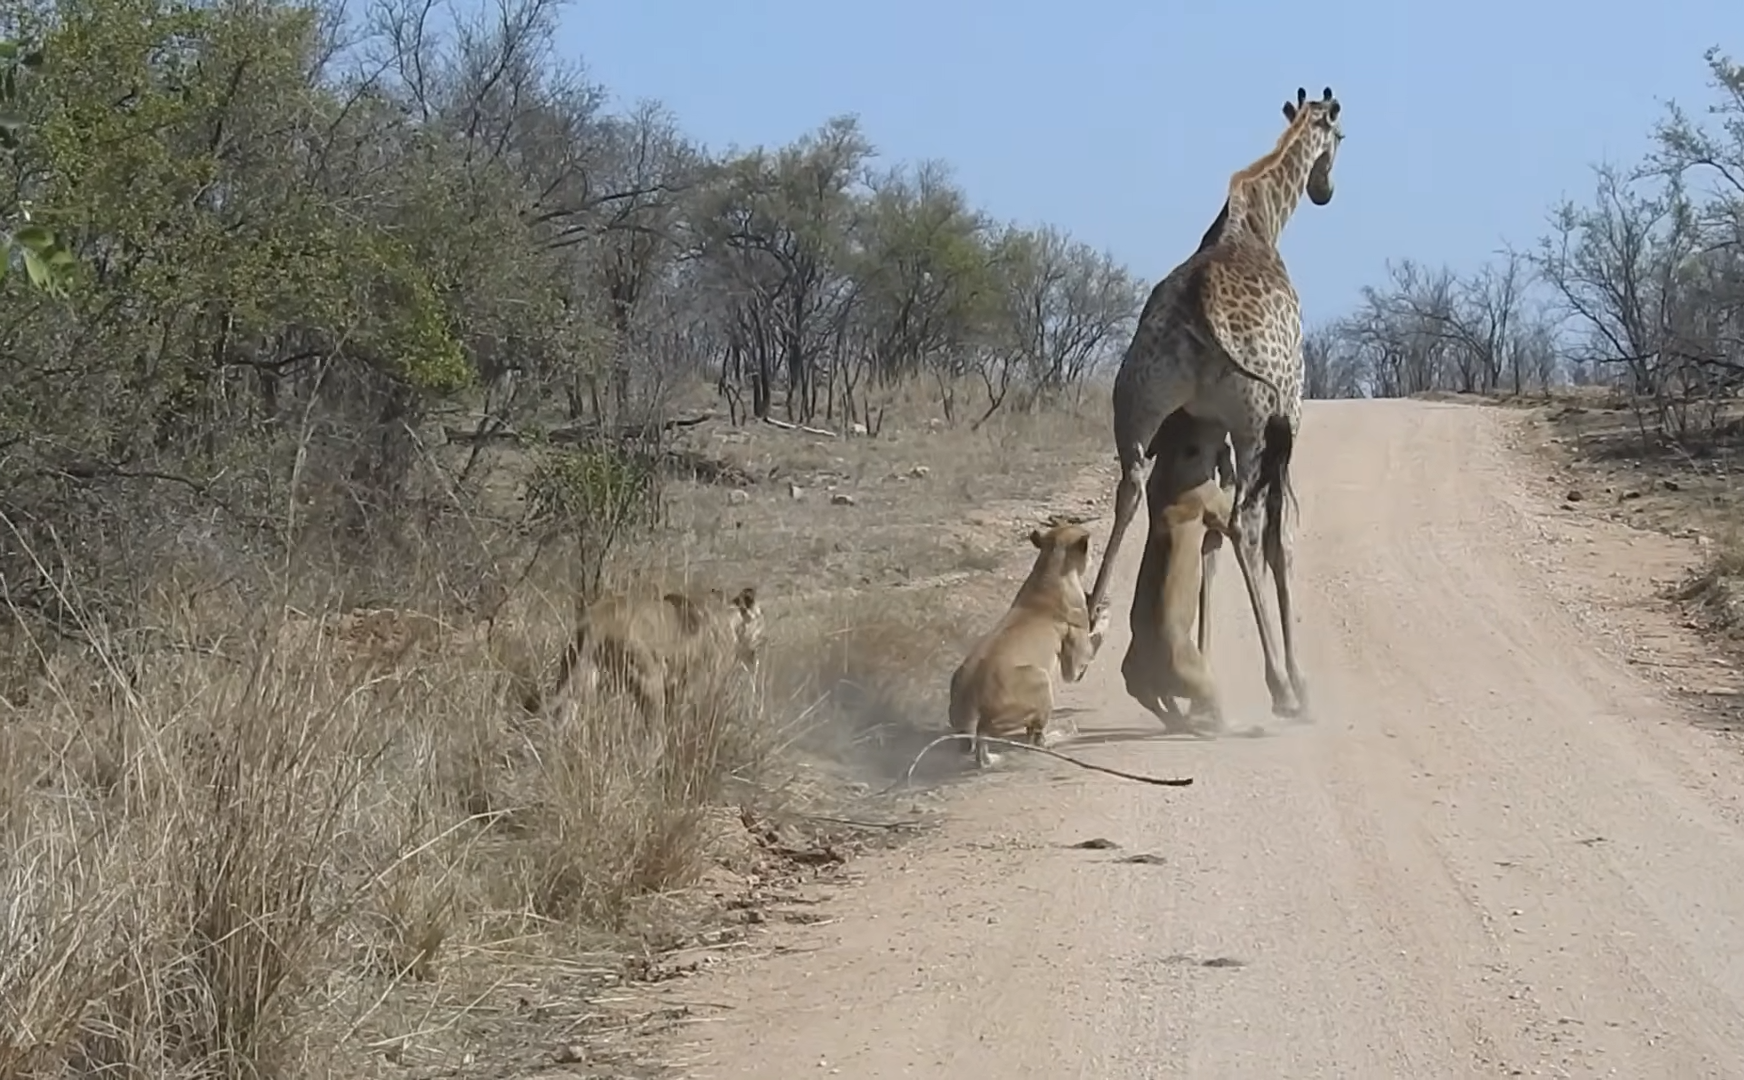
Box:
[1322, 86, 1333, 102]
[1283, 101, 1297, 122]
[1296, 87, 1308, 107]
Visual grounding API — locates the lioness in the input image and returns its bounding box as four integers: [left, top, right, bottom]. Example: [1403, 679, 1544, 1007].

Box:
[948, 522, 1110, 768]
[525, 585, 764, 724]
[1121, 411, 1267, 733]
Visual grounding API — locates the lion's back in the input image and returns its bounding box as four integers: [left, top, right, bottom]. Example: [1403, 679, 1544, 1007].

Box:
[583, 588, 759, 678]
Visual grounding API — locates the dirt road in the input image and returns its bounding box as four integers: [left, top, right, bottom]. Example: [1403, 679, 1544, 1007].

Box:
[669, 399, 1744, 1079]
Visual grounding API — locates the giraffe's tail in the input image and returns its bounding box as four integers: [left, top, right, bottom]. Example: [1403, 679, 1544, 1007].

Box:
[1243, 413, 1297, 522]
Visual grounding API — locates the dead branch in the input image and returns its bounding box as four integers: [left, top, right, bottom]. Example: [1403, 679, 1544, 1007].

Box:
[440, 412, 717, 446]
[760, 416, 839, 438]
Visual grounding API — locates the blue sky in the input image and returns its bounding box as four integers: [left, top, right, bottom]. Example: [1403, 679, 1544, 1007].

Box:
[565, 0, 1742, 325]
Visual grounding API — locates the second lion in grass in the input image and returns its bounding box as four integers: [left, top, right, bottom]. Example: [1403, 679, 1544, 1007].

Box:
[948, 522, 1110, 768]
[526, 586, 765, 724]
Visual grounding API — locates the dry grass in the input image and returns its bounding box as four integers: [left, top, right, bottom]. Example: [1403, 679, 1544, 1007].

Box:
[1532, 385, 1744, 638]
[0, 385, 1112, 1079]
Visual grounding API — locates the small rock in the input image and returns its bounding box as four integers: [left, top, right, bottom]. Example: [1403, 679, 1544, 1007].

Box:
[788, 482, 804, 500]
[727, 489, 750, 506]
[850, 422, 868, 436]
[1565, 489, 1583, 502]
[554, 1044, 587, 1065]
[909, 465, 931, 479]
[1662, 477, 1681, 491]
[1621, 489, 1641, 500]
[830, 493, 855, 506]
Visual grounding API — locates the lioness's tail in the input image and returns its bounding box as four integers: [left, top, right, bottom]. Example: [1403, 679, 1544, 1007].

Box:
[1242, 413, 1297, 522]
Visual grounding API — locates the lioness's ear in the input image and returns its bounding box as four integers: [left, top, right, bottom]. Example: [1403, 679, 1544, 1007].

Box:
[734, 586, 757, 610]
[1073, 534, 1090, 558]
[1029, 528, 1045, 550]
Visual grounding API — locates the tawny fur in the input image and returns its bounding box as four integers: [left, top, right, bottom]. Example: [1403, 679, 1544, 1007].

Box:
[948, 523, 1110, 769]
[527, 586, 764, 724]
[1122, 412, 1275, 734]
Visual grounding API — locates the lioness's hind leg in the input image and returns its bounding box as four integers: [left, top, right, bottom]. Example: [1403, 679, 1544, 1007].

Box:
[538, 635, 587, 716]
[971, 729, 1001, 768]
[1025, 705, 1055, 748]
[1166, 622, 1227, 735]
[600, 644, 665, 725]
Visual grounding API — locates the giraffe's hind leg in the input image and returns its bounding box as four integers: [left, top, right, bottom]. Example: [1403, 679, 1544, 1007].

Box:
[1262, 481, 1311, 719]
[1232, 443, 1300, 718]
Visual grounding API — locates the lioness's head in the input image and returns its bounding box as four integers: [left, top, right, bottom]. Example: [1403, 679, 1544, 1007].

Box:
[1029, 523, 1094, 579]
[727, 586, 764, 666]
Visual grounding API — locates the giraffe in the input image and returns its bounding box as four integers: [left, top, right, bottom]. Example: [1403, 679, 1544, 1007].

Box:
[1085, 85, 1345, 719]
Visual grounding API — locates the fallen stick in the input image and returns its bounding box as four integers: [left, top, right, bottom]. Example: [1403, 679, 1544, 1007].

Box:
[879, 734, 1195, 796]
[761, 416, 840, 438]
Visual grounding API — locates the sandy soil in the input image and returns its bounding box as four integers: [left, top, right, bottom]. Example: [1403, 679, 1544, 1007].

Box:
[655, 398, 1744, 1079]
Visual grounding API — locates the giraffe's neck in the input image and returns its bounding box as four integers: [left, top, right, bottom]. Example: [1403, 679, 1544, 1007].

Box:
[1223, 123, 1323, 249]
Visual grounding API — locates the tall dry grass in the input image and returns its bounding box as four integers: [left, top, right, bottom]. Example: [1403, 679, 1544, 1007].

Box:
[0, 387, 1115, 1078]
[0, 576, 779, 1077]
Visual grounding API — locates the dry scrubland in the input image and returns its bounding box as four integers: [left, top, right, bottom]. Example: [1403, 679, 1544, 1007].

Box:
[0, 387, 1110, 1079]
[1495, 386, 1744, 659]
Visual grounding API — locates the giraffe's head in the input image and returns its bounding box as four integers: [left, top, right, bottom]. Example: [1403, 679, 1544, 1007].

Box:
[1281, 86, 1343, 206]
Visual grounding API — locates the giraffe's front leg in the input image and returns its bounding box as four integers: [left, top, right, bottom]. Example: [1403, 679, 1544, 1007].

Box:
[1089, 450, 1144, 619]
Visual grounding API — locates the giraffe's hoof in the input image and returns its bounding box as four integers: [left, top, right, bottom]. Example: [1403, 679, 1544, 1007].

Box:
[1269, 693, 1303, 720]
[1157, 715, 1199, 737]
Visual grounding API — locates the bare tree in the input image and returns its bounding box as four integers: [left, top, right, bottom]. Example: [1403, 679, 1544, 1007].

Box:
[1302, 322, 1365, 399]
[976, 222, 1143, 418]
[692, 115, 871, 423]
